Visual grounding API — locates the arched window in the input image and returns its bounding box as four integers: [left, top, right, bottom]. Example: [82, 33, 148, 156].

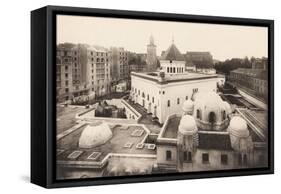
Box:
[177, 98, 180, 104]
[166, 150, 172, 160]
[196, 109, 201, 119]
[173, 67, 176, 73]
[209, 112, 216, 124]
[167, 67, 169, 73]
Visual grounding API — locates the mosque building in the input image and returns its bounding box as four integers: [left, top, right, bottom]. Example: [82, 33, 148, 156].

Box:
[127, 41, 220, 124]
[56, 38, 268, 180]
[57, 91, 267, 179]
[155, 91, 267, 172]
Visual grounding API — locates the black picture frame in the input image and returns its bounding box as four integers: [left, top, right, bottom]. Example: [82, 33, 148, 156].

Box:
[31, 5, 274, 188]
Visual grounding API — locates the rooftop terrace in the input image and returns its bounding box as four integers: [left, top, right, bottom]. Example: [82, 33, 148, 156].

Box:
[57, 123, 156, 164]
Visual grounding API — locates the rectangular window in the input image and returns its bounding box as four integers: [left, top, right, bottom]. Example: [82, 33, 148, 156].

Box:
[166, 150, 172, 160]
[202, 153, 209, 164]
[238, 154, 242, 165]
[167, 100, 170, 107]
[177, 98, 180, 104]
[221, 154, 228, 165]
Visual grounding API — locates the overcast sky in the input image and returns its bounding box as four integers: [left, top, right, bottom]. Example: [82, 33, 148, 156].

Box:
[57, 15, 268, 61]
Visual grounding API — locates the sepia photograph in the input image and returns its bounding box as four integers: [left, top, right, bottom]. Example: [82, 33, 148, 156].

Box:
[55, 14, 269, 180]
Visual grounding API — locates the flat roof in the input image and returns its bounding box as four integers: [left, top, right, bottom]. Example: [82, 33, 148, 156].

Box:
[162, 116, 181, 139]
[57, 123, 155, 163]
[131, 72, 218, 84]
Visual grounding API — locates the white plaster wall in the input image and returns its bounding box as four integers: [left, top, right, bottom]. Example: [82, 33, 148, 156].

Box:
[159, 78, 218, 123]
[132, 75, 218, 123]
[157, 145, 178, 165]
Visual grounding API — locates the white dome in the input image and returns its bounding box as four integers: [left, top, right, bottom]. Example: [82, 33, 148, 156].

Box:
[182, 99, 194, 114]
[79, 123, 113, 148]
[193, 91, 230, 131]
[228, 116, 249, 137]
[178, 115, 197, 135]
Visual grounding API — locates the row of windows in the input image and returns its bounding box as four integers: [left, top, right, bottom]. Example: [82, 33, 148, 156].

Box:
[89, 51, 108, 57]
[90, 58, 109, 63]
[167, 97, 188, 107]
[167, 67, 184, 73]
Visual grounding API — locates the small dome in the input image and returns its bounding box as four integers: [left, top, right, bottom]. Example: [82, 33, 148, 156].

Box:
[182, 99, 194, 114]
[79, 123, 113, 148]
[178, 115, 197, 135]
[228, 116, 249, 137]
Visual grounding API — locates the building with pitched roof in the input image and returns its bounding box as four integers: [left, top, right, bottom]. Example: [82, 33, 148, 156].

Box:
[160, 40, 185, 75]
[126, 42, 221, 124]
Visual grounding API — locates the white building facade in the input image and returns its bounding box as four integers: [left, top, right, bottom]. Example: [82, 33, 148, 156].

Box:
[130, 72, 218, 124]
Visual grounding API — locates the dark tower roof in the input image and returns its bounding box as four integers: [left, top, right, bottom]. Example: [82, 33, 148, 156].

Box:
[162, 43, 185, 61]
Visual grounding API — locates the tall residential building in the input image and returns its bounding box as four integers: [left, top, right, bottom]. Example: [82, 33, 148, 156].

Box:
[146, 35, 157, 72]
[56, 44, 112, 102]
[71, 44, 90, 97]
[86, 45, 111, 97]
[110, 47, 129, 82]
[56, 43, 74, 102]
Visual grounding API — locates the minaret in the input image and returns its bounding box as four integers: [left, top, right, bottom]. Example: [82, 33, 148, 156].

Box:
[177, 102, 198, 171]
[146, 35, 157, 72]
[228, 116, 254, 167]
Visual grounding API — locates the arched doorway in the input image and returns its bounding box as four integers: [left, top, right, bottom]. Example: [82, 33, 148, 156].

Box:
[209, 112, 216, 124]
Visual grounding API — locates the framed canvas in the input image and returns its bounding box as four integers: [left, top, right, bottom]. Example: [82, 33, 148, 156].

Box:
[31, 5, 274, 188]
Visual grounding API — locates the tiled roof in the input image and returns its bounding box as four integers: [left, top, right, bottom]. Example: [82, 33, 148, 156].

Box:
[161, 43, 185, 61]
